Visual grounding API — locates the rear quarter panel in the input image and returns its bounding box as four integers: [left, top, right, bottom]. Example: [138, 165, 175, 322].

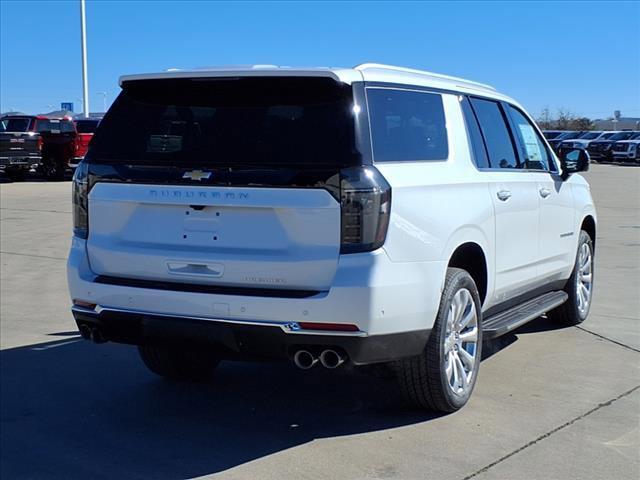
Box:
[375, 93, 496, 307]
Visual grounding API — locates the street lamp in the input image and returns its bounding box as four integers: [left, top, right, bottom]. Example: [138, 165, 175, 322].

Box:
[96, 91, 108, 112]
[80, 0, 90, 118]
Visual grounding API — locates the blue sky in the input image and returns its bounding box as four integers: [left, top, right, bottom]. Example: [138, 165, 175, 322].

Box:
[1, 0, 639, 119]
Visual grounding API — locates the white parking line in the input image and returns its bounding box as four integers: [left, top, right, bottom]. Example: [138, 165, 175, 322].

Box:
[32, 339, 83, 351]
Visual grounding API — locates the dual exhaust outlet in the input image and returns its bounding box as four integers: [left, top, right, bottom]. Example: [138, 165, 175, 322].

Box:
[293, 349, 345, 370]
[78, 324, 107, 344]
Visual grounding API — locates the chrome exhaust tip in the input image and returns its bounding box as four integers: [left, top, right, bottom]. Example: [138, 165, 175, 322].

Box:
[293, 350, 318, 370]
[89, 327, 107, 344]
[319, 349, 345, 369]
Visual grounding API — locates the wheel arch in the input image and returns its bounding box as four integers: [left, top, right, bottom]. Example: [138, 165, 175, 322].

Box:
[447, 242, 488, 305]
[581, 215, 596, 249]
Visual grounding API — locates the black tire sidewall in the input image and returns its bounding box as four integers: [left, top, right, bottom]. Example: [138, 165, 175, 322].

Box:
[431, 269, 483, 410]
[567, 231, 594, 322]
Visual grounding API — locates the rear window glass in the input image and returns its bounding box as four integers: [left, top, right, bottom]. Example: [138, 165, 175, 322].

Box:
[367, 89, 448, 162]
[35, 119, 51, 132]
[75, 120, 100, 133]
[90, 77, 358, 167]
[0, 117, 33, 132]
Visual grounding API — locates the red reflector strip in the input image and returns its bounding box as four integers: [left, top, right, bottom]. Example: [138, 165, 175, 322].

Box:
[298, 322, 359, 332]
[73, 299, 97, 310]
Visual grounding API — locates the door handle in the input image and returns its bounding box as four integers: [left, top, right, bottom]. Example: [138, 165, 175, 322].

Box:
[539, 187, 551, 198]
[496, 189, 512, 201]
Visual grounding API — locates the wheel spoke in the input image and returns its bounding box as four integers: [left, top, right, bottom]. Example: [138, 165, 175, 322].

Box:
[452, 293, 463, 324]
[458, 346, 475, 371]
[445, 352, 453, 383]
[459, 327, 478, 343]
[577, 286, 586, 310]
[580, 282, 590, 299]
[455, 353, 468, 391]
[451, 353, 460, 389]
[458, 303, 476, 330]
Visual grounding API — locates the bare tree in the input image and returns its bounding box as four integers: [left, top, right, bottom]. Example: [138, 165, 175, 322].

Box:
[537, 107, 553, 129]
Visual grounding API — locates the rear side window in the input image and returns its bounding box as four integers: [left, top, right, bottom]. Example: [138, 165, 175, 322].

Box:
[461, 97, 490, 168]
[367, 89, 448, 162]
[505, 105, 553, 171]
[90, 77, 358, 167]
[469, 98, 518, 169]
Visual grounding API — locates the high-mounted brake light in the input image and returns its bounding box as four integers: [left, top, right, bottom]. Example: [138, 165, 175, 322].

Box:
[72, 161, 89, 239]
[339, 166, 391, 254]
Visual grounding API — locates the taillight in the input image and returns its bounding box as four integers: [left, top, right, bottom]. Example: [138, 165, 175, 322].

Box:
[340, 166, 391, 254]
[72, 161, 89, 239]
[37, 136, 43, 152]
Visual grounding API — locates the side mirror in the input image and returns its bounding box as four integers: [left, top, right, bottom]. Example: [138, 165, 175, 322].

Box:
[558, 147, 590, 180]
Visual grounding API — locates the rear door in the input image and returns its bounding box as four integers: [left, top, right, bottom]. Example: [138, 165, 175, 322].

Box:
[85, 76, 358, 292]
[505, 104, 575, 282]
[467, 97, 540, 302]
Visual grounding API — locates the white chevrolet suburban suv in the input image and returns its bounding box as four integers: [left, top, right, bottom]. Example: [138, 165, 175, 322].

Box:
[67, 64, 596, 412]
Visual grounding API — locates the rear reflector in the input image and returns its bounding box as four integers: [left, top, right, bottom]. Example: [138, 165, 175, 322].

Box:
[73, 299, 97, 310]
[298, 322, 359, 332]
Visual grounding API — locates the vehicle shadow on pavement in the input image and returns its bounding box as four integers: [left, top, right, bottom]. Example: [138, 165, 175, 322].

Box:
[1, 340, 436, 479]
[1, 316, 568, 479]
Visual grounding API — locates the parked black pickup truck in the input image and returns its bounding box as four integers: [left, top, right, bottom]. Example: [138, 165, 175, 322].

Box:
[0, 114, 46, 180]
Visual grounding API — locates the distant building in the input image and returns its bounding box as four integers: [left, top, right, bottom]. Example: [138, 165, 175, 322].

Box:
[593, 117, 640, 130]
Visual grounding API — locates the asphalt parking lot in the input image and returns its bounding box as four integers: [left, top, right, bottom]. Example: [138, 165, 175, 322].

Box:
[1, 163, 639, 480]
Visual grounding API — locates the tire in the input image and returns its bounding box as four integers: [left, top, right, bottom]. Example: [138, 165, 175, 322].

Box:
[396, 268, 483, 412]
[42, 158, 65, 181]
[548, 230, 594, 326]
[138, 345, 220, 381]
[7, 170, 27, 182]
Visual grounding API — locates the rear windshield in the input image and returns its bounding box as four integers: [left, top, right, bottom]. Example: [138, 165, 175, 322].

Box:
[75, 120, 100, 133]
[0, 117, 33, 133]
[543, 131, 561, 139]
[90, 77, 358, 167]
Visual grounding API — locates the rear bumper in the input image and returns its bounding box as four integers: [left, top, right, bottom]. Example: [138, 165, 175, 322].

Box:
[68, 157, 84, 168]
[0, 156, 41, 169]
[67, 237, 444, 361]
[72, 306, 430, 364]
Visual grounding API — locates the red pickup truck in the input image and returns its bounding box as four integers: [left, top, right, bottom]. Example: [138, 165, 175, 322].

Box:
[71, 118, 101, 167]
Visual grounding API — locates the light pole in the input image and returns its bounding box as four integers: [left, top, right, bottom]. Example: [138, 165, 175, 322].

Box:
[97, 91, 108, 112]
[80, 0, 90, 118]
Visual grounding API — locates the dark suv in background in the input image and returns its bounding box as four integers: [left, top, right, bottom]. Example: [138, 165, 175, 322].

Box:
[588, 131, 638, 162]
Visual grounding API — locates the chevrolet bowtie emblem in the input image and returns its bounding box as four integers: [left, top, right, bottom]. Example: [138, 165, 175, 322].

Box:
[182, 170, 212, 181]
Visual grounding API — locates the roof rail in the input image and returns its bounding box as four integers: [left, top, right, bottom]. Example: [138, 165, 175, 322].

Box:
[354, 63, 496, 91]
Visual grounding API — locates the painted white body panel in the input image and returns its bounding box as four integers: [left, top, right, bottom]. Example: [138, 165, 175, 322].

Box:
[87, 184, 342, 291]
[68, 63, 597, 343]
